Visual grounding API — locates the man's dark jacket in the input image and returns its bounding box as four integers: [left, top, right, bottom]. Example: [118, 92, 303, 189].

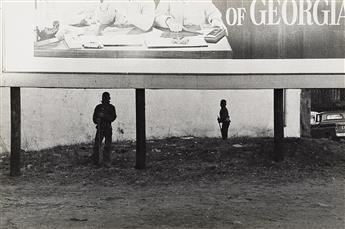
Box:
[93, 103, 117, 130]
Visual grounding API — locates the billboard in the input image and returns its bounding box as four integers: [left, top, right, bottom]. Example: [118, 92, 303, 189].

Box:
[1, 0, 345, 74]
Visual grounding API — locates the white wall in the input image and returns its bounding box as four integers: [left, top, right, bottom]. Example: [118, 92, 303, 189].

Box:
[0, 88, 300, 153]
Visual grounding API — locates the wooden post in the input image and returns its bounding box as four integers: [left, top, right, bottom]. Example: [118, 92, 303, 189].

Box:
[10, 87, 21, 176]
[300, 89, 311, 138]
[135, 89, 146, 169]
[273, 89, 284, 162]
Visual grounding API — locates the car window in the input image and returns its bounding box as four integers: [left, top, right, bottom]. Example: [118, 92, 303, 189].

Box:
[323, 114, 344, 121]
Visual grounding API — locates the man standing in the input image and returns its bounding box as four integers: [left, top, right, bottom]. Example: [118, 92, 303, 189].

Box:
[91, 92, 117, 166]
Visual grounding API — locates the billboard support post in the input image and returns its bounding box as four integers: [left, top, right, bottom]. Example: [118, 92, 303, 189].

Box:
[135, 89, 146, 169]
[10, 87, 21, 176]
[273, 89, 285, 162]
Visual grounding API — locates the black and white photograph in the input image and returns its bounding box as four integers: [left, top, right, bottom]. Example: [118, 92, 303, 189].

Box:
[1, 0, 345, 228]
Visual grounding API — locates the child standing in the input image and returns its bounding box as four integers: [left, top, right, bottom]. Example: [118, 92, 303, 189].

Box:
[218, 99, 231, 140]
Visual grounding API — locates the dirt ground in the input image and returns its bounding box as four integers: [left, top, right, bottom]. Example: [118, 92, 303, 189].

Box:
[1, 137, 345, 229]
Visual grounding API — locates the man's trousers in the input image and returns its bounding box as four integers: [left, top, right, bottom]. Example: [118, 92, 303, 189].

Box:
[92, 129, 112, 164]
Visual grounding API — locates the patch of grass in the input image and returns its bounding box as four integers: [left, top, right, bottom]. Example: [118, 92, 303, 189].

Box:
[1, 137, 344, 186]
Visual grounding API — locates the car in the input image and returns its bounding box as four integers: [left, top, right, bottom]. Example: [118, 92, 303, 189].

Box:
[311, 111, 345, 139]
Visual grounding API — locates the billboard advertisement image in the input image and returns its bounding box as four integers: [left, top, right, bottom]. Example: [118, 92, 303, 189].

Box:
[1, 0, 345, 75]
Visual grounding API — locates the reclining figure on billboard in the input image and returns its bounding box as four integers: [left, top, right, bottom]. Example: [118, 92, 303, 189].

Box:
[35, 0, 155, 40]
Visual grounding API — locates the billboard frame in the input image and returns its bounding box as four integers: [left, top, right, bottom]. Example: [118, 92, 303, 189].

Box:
[1, 1, 345, 176]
